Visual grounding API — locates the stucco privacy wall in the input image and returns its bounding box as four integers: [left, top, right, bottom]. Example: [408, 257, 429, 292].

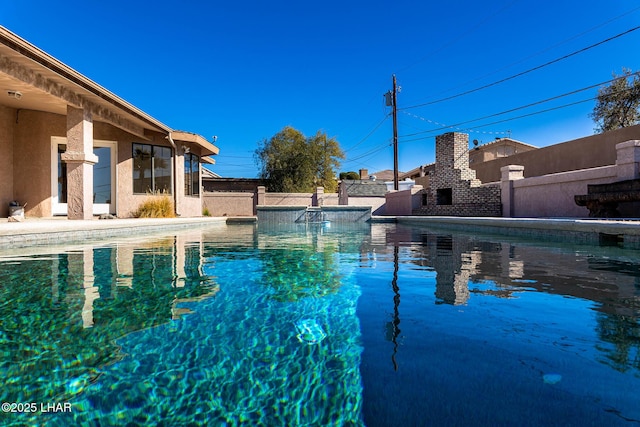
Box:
[385, 186, 424, 216]
[501, 140, 640, 217]
[346, 197, 386, 215]
[0, 106, 14, 217]
[203, 191, 256, 216]
[473, 124, 640, 183]
[507, 165, 618, 217]
[203, 187, 341, 217]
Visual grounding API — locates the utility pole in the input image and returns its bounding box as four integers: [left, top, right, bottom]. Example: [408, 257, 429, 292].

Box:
[392, 75, 399, 191]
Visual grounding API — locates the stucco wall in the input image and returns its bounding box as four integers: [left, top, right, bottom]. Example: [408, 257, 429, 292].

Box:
[203, 189, 339, 217]
[510, 166, 619, 217]
[14, 110, 66, 217]
[473, 125, 640, 183]
[265, 193, 315, 206]
[0, 106, 14, 217]
[9, 113, 195, 219]
[116, 131, 184, 218]
[385, 187, 424, 216]
[346, 196, 386, 215]
[203, 191, 255, 216]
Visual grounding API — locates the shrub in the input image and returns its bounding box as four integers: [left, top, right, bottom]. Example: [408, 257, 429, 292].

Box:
[203, 207, 211, 217]
[134, 192, 176, 218]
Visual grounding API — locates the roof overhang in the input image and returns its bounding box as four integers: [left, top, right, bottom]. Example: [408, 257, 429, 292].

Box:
[0, 25, 217, 151]
[171, 130, 220, 156]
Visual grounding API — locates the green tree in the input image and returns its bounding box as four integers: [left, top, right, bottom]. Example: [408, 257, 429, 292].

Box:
[591, 68, 640, 133]
[255, 126, 344, 192]
[339, 171, 361, 180]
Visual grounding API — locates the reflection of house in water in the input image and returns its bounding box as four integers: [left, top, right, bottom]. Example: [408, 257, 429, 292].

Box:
[398, 226, 640, 372]
[0, 229, 220, 404]
[403, 227, 640, 314]
[48, 231, 216, 329]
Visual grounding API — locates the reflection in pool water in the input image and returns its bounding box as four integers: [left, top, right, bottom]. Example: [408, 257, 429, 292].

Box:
[0, 223, 639, 426]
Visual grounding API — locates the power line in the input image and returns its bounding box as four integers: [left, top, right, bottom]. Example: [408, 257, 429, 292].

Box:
[397, 0, 521, 73]
[399, 97, 595, 143]
[343, 142, 392, 164]
[411, 5, 640, 101]
[399, 71, 640, 138]
[401, 24, 640, 110]
[343, 115, 390, 153]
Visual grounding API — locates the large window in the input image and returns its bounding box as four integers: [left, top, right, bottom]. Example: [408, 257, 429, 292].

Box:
[184, 153, 200, 196]
[133, 143, 172, 194]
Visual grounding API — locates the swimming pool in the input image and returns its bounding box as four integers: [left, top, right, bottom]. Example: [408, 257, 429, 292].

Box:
[0, 222, 638, 426]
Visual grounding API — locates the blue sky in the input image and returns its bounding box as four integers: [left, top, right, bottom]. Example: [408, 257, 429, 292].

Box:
[2, 1, 640, 177]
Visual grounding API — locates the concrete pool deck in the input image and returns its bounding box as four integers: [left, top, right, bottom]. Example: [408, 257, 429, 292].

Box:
[0, 215, 639, 249]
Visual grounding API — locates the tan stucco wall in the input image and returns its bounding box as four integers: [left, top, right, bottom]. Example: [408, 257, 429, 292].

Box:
[510, 165, 618, 217]
[14, 110, 66, 217]
[347, 196, 387, 215]
[472, 125, 640, 183]
[116, 130, 175, 218]
[264, 193, 315, 206]
[0, 106, 14, 217]
[176, 144, 204, 218]
[203, 191, 255, 216]
[384, 187, 423, 216]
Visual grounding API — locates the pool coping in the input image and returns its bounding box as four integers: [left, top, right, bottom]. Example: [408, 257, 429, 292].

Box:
[0, 217, 230, 249]
[394, 216, 640, 249]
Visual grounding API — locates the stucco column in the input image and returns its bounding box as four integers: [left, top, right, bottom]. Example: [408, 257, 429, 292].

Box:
[338, 181, 348, 205]
[615, 140, 640, 181]
[257, 186, 266, 206]
[500, 165, 524, 217]
[62, 106, 98, 219]
[314, 186, 324, 206]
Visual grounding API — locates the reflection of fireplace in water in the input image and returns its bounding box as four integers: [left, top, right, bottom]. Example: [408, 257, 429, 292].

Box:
[433, 234, 473, 305]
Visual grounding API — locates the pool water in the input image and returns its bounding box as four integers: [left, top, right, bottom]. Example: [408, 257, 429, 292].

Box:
[0, 223, 639, 426]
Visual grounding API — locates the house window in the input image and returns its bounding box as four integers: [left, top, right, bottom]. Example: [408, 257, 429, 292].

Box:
[184, 152, 200, 196]
[436, 188, 452, 205]
[133, 143, 172, 194]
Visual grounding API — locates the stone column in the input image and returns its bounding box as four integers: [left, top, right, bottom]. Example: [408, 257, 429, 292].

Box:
[500, 165, 524, 217]
[61, 106, 98, 220]
[615, 140, 640, 180]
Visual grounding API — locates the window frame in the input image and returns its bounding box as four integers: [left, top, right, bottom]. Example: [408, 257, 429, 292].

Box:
[132, 143, 173, 195]
[184, 152, 201, 197]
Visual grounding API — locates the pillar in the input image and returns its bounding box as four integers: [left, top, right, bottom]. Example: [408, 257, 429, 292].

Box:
[61, 106, 98, 220]
[314, 186, 324, 206]
[500, 165, 524, 217]
[615, 140, 640, 181]
[257, 186, 266, 206]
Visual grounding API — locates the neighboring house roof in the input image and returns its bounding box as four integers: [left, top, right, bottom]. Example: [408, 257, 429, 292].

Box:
[342, 180, 388, 197]
[401, 163, 434, 180]
[0, 25, 218, 157]
[473, 137, 537, 151]
[201, 167, 221, 179]
[370, 169, 403, 181]
[402, 137, 537, 180]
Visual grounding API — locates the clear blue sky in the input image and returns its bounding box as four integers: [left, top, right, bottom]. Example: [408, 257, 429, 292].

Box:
[2, 1, 639, 177]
